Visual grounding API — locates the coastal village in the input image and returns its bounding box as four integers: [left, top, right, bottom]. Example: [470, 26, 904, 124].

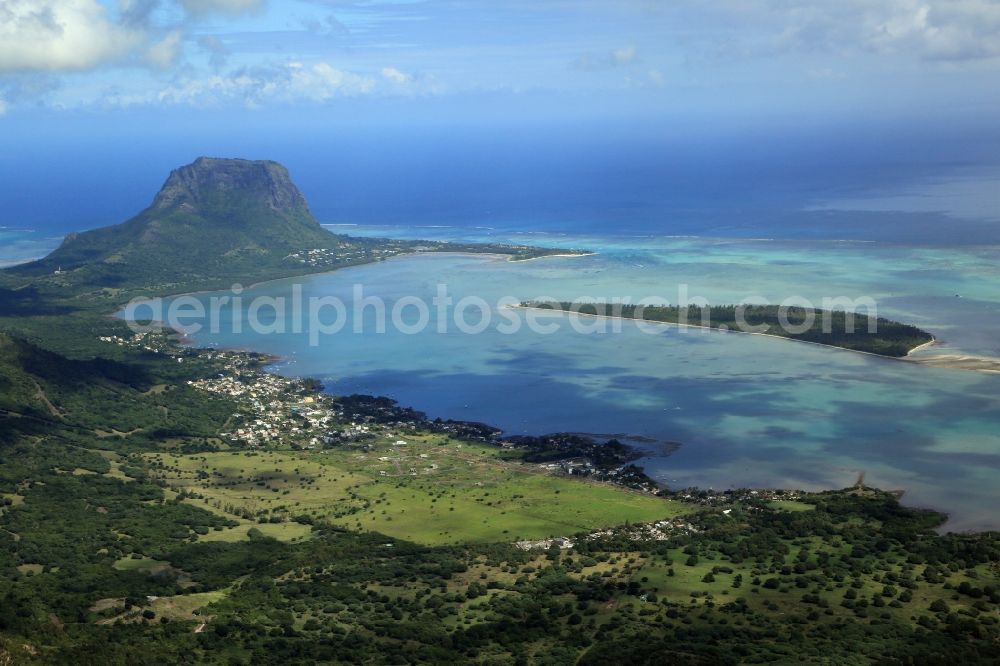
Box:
[283, 242, 405, 268]
[282, 239, 575, 270]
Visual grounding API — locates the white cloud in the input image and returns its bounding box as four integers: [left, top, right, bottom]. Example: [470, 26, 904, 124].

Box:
[0, 0, 145, 72]
[156, 61, 376, 107]
[293, 62, 375, 100]
[574, 45, 639, 70]
[179, 0, 264, 16]
[861, 0, 1000, 61]
[381, 66, 412, 84]
[146, 30, 184, 68]
[696, 0, 1000, 63]
[613, 45, 637, 65]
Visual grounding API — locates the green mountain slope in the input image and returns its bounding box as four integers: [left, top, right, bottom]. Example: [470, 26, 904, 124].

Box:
[0, 332, 232, 450]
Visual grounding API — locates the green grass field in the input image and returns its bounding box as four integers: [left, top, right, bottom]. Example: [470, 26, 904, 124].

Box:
[1, 493, 24, 507]
[140, 435, 1000, 639]
[146, 436, 688, 545]
[150, 590, 228, 621]
[196, 520, 313, 543]
[767, 499, 815, 512]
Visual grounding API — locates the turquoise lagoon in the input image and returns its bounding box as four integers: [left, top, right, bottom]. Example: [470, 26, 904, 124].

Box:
[0, 228, 62, 268]
[139, 229, 1000, 531]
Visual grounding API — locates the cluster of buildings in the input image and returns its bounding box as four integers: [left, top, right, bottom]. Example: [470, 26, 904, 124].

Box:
[284, 246, 363, 267]
[538, 458, 594, 475]
[515, 537, 575, 551]
[329, 423, 374, 443]
[542, 459, 654, 489]
[98, 331, 182, 356]
[586, 516, 700, 542]
[674, 488, 804, 508]
[284, 242, 407, 268]
[558, 461, 660, 493]
[182, 350, 410, 450]
[185, 352, 344, 448]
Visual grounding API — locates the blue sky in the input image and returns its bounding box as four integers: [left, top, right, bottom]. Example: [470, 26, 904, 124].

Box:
[2, 0, 1000, 126]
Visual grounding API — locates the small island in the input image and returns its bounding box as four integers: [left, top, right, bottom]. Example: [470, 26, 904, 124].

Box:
[521, 301, 935, 357]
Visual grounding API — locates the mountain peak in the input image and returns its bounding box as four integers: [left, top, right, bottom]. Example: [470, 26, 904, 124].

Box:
[151, 157, 311, 215]
[10, 157, 338, 283]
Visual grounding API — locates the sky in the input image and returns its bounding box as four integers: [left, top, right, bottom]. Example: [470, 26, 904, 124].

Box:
[1, 1, 999, 234]
[2, 0, 1000, 123]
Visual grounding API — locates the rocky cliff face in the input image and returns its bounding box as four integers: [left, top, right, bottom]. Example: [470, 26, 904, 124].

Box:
[150, 157, 312, 216]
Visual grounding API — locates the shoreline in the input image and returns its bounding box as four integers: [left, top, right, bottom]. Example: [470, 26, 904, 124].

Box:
[117, 309, 981, 532]
[239, 249, 592, 290]
[908, 353, 1000, 373]
[108, 251, 989, 532]
[509, 251, 595, 263]
[118, 248, 595, 300]
[905, 339, 939, 356]
[160, 335, 977, 531]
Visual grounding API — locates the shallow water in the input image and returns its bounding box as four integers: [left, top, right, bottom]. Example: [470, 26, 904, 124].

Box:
[124, 230, 1000, 531]
[0, 228, 62, 267]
